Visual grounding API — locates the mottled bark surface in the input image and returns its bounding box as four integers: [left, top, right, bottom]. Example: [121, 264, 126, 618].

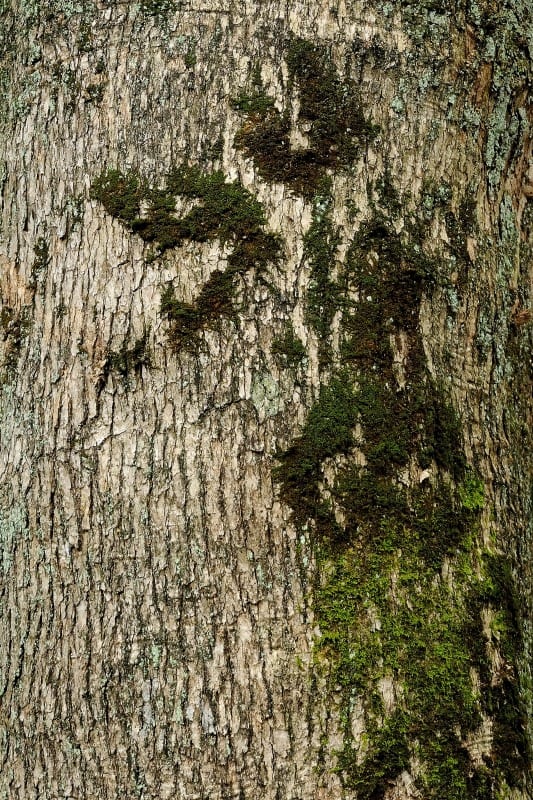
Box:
[0, 1, 531, 798]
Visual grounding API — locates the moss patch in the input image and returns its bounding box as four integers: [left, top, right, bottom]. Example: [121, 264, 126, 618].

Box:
[272, 322, 306, 368]
[273, 174, 530, 795]
[304, 186, 341, 355]
[91, 165, 281, 349]
[235, 38, 377, 195]
[160, 271, 236, 348]
[32, 236, 50, 275]
[0, 306, 29, 377]
[107, 333, 150, 379]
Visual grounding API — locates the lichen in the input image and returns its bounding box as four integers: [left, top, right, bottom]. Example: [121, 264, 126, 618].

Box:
[250, 370, 284, 420]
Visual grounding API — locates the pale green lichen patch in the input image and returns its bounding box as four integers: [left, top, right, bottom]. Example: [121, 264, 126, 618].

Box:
[251, 370, 284, 420]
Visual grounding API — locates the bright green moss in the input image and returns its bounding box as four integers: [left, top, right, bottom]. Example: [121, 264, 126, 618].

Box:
[312, 477, 512, 798]
[459, 470, 485, 511]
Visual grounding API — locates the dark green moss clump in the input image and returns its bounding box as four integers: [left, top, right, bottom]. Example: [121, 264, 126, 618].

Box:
[338, 712, 411, 799]
[235, 38, 377, 195]
[32, 237, 50, 275]
[272, 323, 306, 367]
[274, 375, 359, 524]
[0, 306, 29, 375]
[139, 0, 175, 16]
[107, 333, 150, 378]
[160, 271, 236, 347]
[304, 189, 341, 353]
[468, 553, 531, 785]
[340, 215, 435, 373]
[285, 37, 376, 159]
[90, 165, 280, 266]
[90, 169, 141, 224]
[91, 165, 281, 348]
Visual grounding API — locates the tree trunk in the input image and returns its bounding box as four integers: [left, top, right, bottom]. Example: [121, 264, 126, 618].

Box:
[0, 1, 531, 798]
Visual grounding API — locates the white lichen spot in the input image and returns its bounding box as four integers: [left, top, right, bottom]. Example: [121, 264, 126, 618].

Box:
[250, 370, 284, 421]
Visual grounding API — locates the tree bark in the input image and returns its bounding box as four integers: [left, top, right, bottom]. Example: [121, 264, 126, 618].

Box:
[0, 1, 531, 798]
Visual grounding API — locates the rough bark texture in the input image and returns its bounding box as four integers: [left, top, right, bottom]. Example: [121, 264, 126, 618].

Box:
[0, 1, 531, 799]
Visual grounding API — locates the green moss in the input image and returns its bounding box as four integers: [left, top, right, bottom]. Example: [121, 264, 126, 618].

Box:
[230, 91, 274, 116]
[314, 495, 491, 797]
[272, 323, 306, 367]
[421, 383, 466, 478]
[304, 189, 341, 354]
[338, 711, 411, 798]
[183, 45, 196, 69]
[474, 554, 530, 785]
[312, 484, 509, 797]
[355, 377, 412, 472]
[143, 166, 278, 268]
[285, 36, 377, 158]
[160, 287, 202, 347]
[107, 333, 150, 378]
[273, 168, 529, 794]
[32, 237, 49, 273]
[91, 165, 280, 349]
[273, 375, 359, 524]
[91, 165, 276, 259]
[160, 272, 237, 348]
[375, 164, 403, 216]
[139, 0, 175, 16]
[0, 306, 29, 376]
[85, 82, 105, 104]
[458, 470, 485, 511]
[340, 214, 435, 374]
[90, 169, 141, 224]
[235, 38, 377, 195]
